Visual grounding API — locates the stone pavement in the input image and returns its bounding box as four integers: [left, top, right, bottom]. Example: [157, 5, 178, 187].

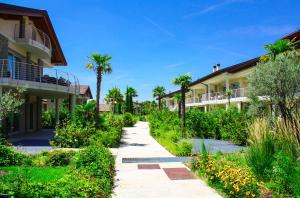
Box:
[113, 121, 222, 198]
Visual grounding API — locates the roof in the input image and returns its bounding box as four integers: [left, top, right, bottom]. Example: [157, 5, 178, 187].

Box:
[99, 104, 110, 112]
[163, 29, 300, 98]
[0, 3, 67, 65]
[79, 85, 93, 99]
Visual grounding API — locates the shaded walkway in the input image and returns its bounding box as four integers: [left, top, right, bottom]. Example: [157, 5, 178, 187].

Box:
[9, 129, 54, 154]
[113, 122, 221, 198]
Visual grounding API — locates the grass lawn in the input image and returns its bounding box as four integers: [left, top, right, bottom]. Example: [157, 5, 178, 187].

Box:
[0, 166, 67, 183]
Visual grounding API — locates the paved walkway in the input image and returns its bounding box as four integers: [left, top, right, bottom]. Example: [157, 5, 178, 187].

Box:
[113, 121, 222, 198]
[9, 129, 54, 154]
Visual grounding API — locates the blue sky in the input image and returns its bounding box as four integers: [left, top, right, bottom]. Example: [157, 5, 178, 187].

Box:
[3, 0, 300, 101]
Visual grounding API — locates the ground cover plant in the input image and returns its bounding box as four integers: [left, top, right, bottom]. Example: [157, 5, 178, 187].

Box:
[0, 142, 115, 198]
[191, 151, 267, 198]
[148, 109, 192, 156]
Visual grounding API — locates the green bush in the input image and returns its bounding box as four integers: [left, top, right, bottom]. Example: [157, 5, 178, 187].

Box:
[90, 127, 122, 148]
[186, 108, 249, 145]
[0, 144, 29, 166]
[73, 143, 115, 197]
[269, 150, 300, 196]
[246, 133, 275, 180]
[176, 141, 193, 156]
[42, 110, 56, 129]
[52, 121, 96, 148]
[186, 108, 214, 138]
[192, 153, 264, 197]
[122, 112, 135, 127]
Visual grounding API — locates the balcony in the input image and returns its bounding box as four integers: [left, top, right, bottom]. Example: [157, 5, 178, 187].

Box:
[14, 24, 52, 59]
[201, 88, 248, 104]
[0, 59, 79, 95]
[184, 88, 248, 106]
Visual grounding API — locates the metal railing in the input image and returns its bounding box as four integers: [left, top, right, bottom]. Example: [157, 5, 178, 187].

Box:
[186, 97, 202, 104]
[14, 24, 52, 54]
[0, 59, 80, 94]
[201, 87, 248, 102]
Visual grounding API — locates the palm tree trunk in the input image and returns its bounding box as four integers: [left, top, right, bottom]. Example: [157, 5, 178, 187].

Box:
[181, 86, 186, 129]
[158, 98, 161, 109]
[178, 100, 181, 118]
[95, 69, 102, 129]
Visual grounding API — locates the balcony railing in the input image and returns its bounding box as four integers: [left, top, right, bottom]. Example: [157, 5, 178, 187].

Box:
[14, 24, 52, 56]
[201, 87, 248, 102]
[0, 59, 79, 94]
[186, 97, 202, 104]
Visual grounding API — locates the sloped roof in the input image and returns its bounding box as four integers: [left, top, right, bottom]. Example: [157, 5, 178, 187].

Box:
[79, 85, 93, 99]
[0, 3, 67, 65]
[164, 29, 300, 98]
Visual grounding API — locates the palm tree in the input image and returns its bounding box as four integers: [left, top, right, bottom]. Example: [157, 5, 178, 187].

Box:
[173, 93, 182, 118]
[172, 74, 192, 129]
[152, 86, 166, 109]
[105, 87, 123, 114]
[86, 53, 112, 128]
[262, 39, 295, 61]
[125, 86, 138, 114]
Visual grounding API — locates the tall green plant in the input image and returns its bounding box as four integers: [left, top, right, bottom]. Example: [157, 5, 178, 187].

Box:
[125, 86, 137, 114]
[152, 86, 166, 109]
[86, 53, 112, 128]
[172, 74, 192, 130]
[105, 87, 123, 114]
[173, 93, 182, 118]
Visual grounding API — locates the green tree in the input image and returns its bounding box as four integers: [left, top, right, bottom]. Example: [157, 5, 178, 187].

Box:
[249, 41, 300, 125]
[105, 87, 123, 114]
[86, 53, 112, 128]
[0, 88, 24, 138]
[173, 93, 182, 118]
[172, 74, 192, 129]
[125, 86, 138, 114]
[152, 86, 166, 109]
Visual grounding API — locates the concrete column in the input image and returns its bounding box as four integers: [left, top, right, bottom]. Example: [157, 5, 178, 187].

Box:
[192, 89, 196, 103]
[225, 79, 230, 90]
[237, 102, 242, 112]
[55, 98, 59, 124]
[36, 96, 42, 130]
[204, 105, 208, 112]
[207, 84, 211, 101]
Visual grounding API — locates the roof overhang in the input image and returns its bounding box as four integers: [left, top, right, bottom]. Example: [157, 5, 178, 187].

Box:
[0, 3, 67, 65]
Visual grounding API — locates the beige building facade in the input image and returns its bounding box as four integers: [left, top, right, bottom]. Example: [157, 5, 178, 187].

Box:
[0, 3, 80, 134]
[164, 30, 300, 112]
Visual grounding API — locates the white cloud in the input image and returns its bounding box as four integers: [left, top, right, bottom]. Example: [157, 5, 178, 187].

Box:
[165, 62, 185, 69]
[144, 16, 175, 38]
[184, 0, 249, 18]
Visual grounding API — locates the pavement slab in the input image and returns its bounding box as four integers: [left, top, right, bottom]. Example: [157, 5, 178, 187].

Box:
[113, 121, 222, 198]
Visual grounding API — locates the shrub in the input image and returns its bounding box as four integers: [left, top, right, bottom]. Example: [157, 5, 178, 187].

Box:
[0, 144, 29, 166]
[176, 141, 193, 156]
[52, 121, 96, 148]
[122, 112, 135, 127]
[73, 143, 115, 197]
[186, 108, 213, 138]
[42, 110, 56, 129]
[269, 150, 300, 196]
[90, 127, 122, 148]
[192, 154, 264, 197]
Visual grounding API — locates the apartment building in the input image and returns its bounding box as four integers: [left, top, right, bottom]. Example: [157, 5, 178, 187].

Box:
[164, 30, 300, 112]
[0, 3, 80, 134]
